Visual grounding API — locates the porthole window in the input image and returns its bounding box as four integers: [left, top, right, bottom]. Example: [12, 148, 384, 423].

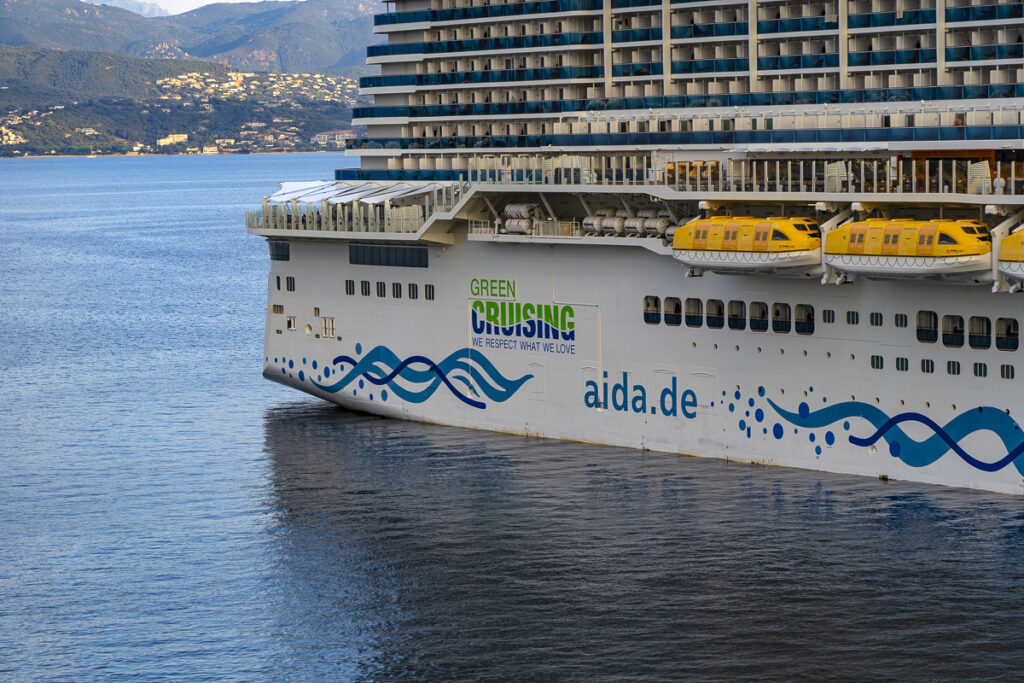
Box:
[973, 362, 988, 378]
[706, 299, 725, 329]
[643, 296, 662, 325]
[750, 301, 769, 332]
[376, 281, 386, 298]
[685, 298, 703, 328]
[870, 355, 884, 370]
[361, 280, 371, 296]
[425, 284, 435, 300]
[822, 309, 835, 324]
[728, 301, 746, 330]
[947, 360, 961, 375]
[392, 282, 402, 299]
[894, 313, 908, 328]
[1001, 364, 1015, 380]
[896, 357, 909, 372]
[409, 283, 419, 300]
[795, 304, 814, 335]
[869, 312, 883, 327]
[772, 303, 791, 334]
[345, 279, 355, 296]
[917, 310, 938, 343]
[997, 318, 1019, 351]
[922, 359, 935, 373]
[969, 316, 991, 349]
[846, 311, 859, 325]
[664, 297, 682, 326]
[942, 315, 964, 348]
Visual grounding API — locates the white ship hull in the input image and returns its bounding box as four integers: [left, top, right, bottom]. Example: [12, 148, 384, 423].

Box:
[262, 236, 1024, 495]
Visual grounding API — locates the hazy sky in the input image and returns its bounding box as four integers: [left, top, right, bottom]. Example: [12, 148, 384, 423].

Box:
[151, 0, 295, 14]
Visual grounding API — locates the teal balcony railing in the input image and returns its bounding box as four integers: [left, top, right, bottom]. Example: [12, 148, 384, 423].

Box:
[360, 65, 603, 90]
[848, 48, 936, 66]
[946, 3, 1024, 22]
[848, 8, 936, 28]
[367, 31, 603, 58]
[946, 44, 1024, 61]
[374, 0, 601, 26]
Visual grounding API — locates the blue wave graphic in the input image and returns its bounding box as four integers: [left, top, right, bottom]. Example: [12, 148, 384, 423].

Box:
[767, 399, 1024, 474]
[311, 346, 533, 409]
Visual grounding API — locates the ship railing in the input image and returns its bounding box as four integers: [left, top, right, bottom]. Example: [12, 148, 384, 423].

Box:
[251, 180, 470, 236]
[464, 154, 1022, 197]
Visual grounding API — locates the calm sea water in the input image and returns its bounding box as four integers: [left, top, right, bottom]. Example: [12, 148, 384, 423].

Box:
[2, 154, 1024, 681]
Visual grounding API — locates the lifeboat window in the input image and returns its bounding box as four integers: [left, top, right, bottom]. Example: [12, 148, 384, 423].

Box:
[425, 284, 435, 301]
[1001, 364, 1015, 380]
[772, 303, 791, 334]
[916, 310, 938, 343]
[376, 281, 386, 298]
[942, 315, 964, 347]
[728, 301, 746, 330]
[393, 282, 403, 299]
[665, 297, 682, 326]
[869, 312, 883, 327]
[685, 298, 703, 327]
[896, 357, 909, 372]
[918, 234, 934, 246]
[408, 283, 419, 300]
[921, 359, 935, 374]
[822, 309, 835, 324]
[750, 302, 768, 332]
[643, 296, 661, 325]
[707, 300, 725, 329]
[937, 232, 958, 246]
[361, 280, 371, 296]
[846, 311, 859, 325]
[997, 318, 1019, 351]
[870, 355, 884, 370]
[286, 276, 296, 292]
[894, 313, 908, 328]
[795, 305, 814, 335]
[969, 317, 991, 349]
[771, 230, 788, 241]
[345, 280, 355, 296]
[973, 362, 988, 378]
[947, 360, 961, 376]
[962, 226, 977, 234]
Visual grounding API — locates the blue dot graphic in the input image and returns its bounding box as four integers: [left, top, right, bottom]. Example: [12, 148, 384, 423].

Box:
[739, 419, 747, 431]
[352, 390, 357, 396]
[843, 421, 850, 431]
[358, 379, 365, 389]
[312, 360, 318, 369]
[823, 397, 828, 403]
[748, 398, 755, 407]
[798, 402, 809, 418]
[825, 431, 836, 446]
[288, 360, 294, 369]
[711, 401, 716, 407]
[745, 410, 750, 417]
[746, 427, 751, 438]
[298, 371, 305, 381]
[755, 408, 764, 422]
[324, 367, 331, 377]
[722, 390, 727, 397]
[382, 389, 389, 401]
[763, 428, 768, 435]
[281, 368, 286, 374]
[815, 445, 822, 456]
[734, 390, 741, 400]
[890, 440, 902, 457]
[809, 386, 814, 392]
[369, 394, 374, 401]
[355, 343, 362, 355]
[773, 424, 784, 439]
[302, 358, 306, 365]
[758, 386, 765, 396]
[729, 403, 735, 412]
[809, 433, 816, 443]
[273, 357, 278, 363]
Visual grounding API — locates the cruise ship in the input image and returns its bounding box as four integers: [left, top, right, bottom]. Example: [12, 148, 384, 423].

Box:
[247, 0, 1024, 495]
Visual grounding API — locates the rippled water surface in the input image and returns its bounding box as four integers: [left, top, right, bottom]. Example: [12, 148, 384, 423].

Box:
[2, 154, 1024, 681]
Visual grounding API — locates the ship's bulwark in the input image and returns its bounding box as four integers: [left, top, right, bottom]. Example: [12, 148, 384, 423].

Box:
[261, 236, 1024, 495]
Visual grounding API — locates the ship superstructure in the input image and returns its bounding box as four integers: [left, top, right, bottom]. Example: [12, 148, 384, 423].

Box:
[248, 0, 1024, 494]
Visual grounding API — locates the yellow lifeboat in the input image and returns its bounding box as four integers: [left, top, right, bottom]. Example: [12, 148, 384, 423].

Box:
[672, 216, 822, 276]
[997, 229, 1024, 283]
[823, 218, 992, 283]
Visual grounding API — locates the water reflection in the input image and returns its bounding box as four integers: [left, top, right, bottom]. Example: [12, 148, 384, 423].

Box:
[262, 401, 1024, 679]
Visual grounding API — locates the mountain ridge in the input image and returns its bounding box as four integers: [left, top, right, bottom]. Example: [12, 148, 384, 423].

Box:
[0, 0, 377, 73]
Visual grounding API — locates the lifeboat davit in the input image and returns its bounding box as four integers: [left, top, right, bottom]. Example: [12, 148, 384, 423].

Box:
[824, 218, 992, 283]
[672, 216, 822, 276]
[997, 229, 1024, 283]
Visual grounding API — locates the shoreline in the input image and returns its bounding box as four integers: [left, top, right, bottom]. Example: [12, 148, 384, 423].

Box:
[1, 149, 351, 160]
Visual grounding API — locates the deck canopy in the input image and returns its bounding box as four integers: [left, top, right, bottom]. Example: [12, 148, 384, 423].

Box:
[267, 180, 448, 205]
